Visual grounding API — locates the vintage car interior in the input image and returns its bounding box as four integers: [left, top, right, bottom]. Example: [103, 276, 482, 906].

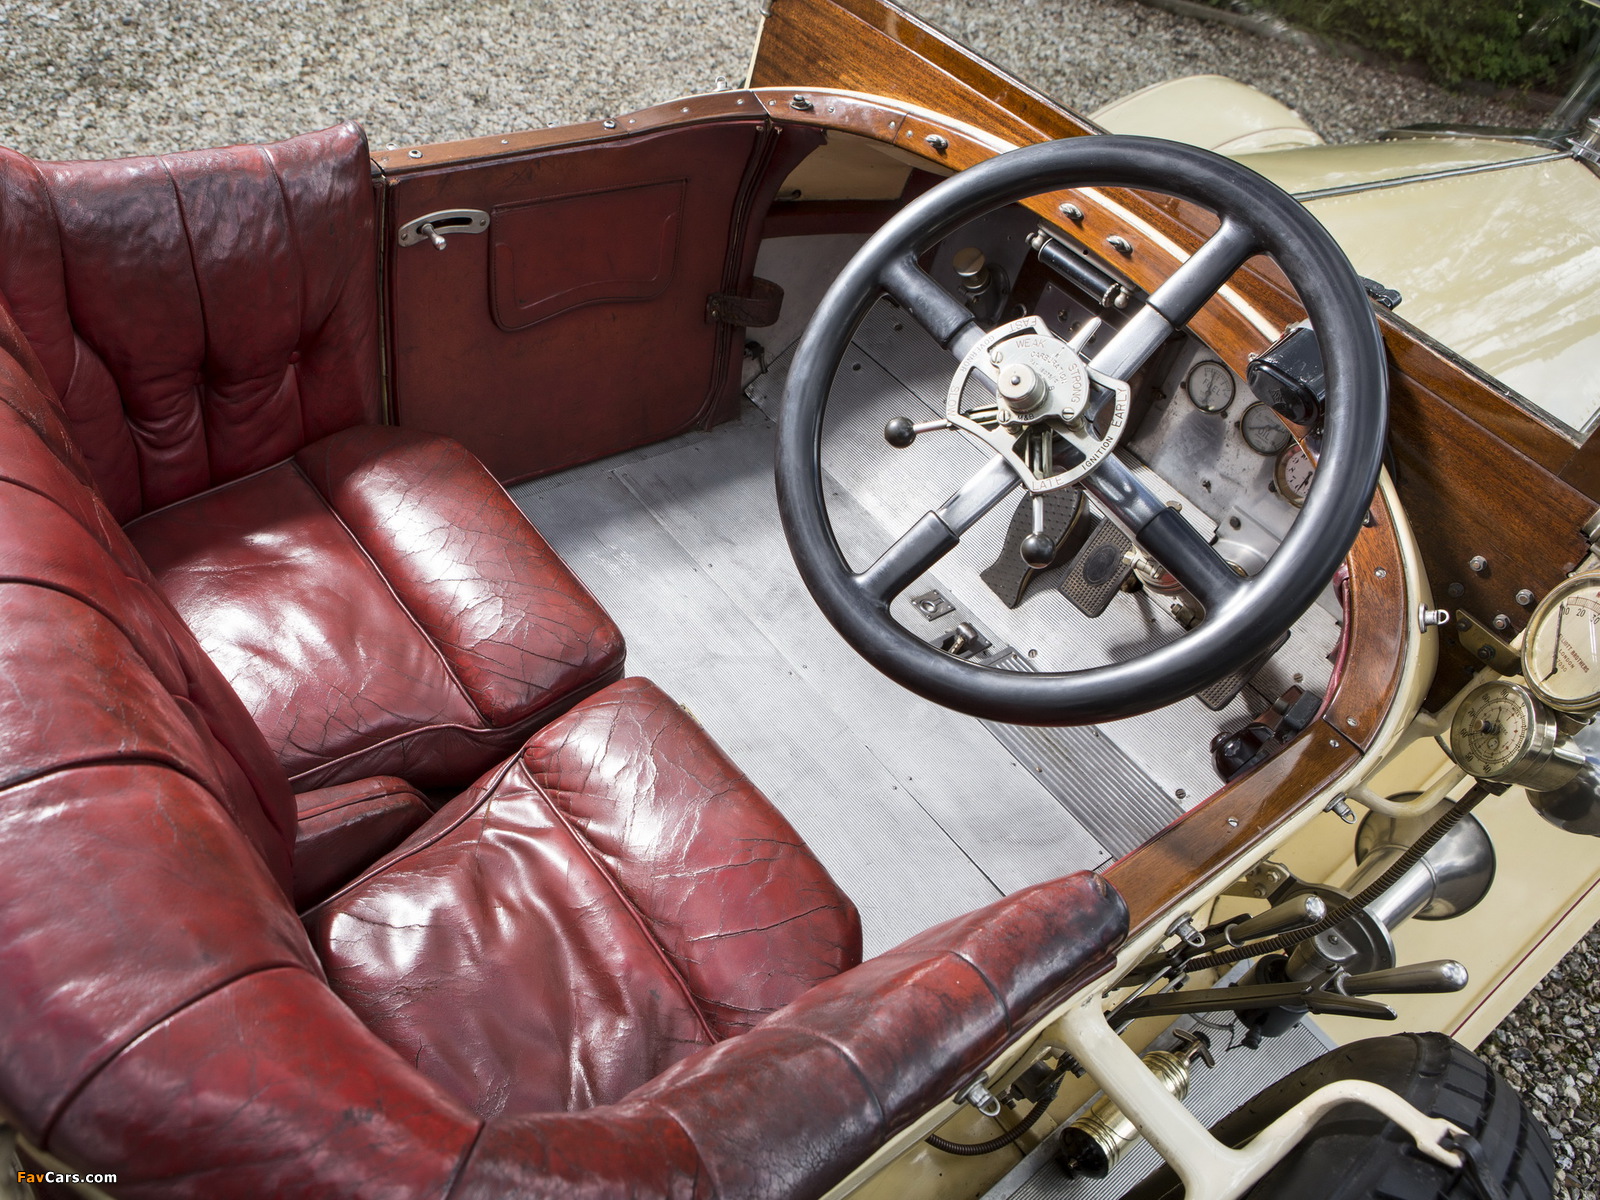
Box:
[4, 0, 1599, 1197]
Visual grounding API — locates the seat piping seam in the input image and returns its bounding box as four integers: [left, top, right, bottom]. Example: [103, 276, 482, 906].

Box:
[288, 455, 488, 727]
[258, 143, 311, 454]
[285, 662, 622, 789]
[159, 153, 215, 506]
[526, 759, 720, 1047]
[121, 452, 297, 530]
[438, 1110, 489, 1200]
[28, 157, 143, 519]
[39, 962, 317, 1149]
[299, 752, 526, 919]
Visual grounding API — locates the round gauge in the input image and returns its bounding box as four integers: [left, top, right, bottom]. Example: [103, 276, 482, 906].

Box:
[1525, 573, 1600, 713]
[1274, 443, 1315, 507]
[1240, 401, 1293, 456]
[1184, 360, 1235, 414]
[1450, 680, 1541, 780]
[1448, 679, 1585, 789]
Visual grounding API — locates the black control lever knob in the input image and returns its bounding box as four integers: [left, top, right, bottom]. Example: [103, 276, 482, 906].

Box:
[884, 416, 917, 448]
[1342, 960, 1469, 996]
[1223, 894, 1327, 947]
[1020, 532, 1056, 568]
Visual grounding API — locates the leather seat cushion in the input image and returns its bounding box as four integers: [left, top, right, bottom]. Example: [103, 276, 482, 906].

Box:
[304, 677, 863, 1120]
[127, 424, 625, 791]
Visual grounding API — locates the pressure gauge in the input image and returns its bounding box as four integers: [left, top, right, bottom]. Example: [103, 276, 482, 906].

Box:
[1274, 442, 1315, 507]
[1449, 680, 1585, 790]
[1240, 401, 1293, 456]
[1525, 574, 1600, 714]
[1184, 360, 1235, 414]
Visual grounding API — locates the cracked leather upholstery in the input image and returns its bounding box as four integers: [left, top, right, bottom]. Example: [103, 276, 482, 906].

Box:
[0, 130, 1133, 1198]
[127, 424, 626, 790]
[0, 123, 380, 524]
[292, 776, 433, 909]
[305, 677, 865, 1118]
[452, 870, 1127, 1200]
[0, 124, 625, 791]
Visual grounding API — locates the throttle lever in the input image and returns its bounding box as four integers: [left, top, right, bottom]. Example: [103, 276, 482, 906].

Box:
[1210, 894, 1327, 949]
[1339, 960, 1469, 996]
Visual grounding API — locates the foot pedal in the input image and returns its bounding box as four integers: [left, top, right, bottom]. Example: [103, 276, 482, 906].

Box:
[979, 491, 1086, 608]
[1196, 631, 1291, 711]
[1061, 517, 1132, 617]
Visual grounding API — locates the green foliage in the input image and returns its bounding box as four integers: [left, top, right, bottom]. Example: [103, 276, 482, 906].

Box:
[1227, 0, 1600, 89]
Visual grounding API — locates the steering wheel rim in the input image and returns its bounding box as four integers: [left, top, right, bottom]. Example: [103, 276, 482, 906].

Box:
[775, 135, 1387, 727]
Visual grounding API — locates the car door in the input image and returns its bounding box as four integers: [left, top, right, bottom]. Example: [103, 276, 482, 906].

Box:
[376, 97, 821, 482]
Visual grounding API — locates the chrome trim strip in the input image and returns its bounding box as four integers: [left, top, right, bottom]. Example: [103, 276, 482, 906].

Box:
[1291, 150, 1571, 201]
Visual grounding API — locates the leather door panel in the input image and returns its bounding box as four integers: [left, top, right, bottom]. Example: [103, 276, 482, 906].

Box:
[384, 119, 817, 483]
[491, 180, 684, 333]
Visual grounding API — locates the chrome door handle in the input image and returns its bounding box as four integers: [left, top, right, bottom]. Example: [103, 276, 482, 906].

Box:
[397, 209, 489, 250]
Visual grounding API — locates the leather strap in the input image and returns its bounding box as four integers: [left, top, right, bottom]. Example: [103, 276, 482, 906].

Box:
[707, 276, 783, 327]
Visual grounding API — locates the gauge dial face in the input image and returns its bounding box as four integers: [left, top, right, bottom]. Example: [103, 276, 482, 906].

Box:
[1525, 574, 1600, 712]
[1274, 443, 1315, 507]
[1184, 360, 1235, 414]
[1449, 681, 1538, 780]
[1240, 401, 1293, 456]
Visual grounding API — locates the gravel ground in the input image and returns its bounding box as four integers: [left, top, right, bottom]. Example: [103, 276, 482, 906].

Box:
[0, 0, 1590, 1195]
[0, 0, 1547, 159]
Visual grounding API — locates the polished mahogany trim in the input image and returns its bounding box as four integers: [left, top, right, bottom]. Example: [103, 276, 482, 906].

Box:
[1382, 334, 1595, 709]
[1321, 496, 1407, 751]
[1104, 729, 1359, 938]
[373, 93, 771, 174]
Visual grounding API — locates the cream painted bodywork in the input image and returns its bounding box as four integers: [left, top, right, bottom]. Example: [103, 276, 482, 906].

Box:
[1232, 138, 1545, 194]
[1090, 74, 1324, 154]
[1258, 154, 1600, 433]
[1096, 76, 1600, 435]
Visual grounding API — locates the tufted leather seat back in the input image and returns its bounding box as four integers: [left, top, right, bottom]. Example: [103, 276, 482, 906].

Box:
[0, 123, 380, 523]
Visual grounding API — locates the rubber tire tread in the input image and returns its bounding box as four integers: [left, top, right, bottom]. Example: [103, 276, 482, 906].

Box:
[1122, 1032, 1554, 1200]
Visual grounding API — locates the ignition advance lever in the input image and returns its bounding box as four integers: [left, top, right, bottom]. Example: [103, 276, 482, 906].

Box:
[1338, 960, 1469, 996]
[1110, 972, 1396, 1025]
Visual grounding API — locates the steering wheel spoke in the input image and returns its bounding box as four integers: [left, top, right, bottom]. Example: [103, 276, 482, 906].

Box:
[1130, 505, 1246, 613]
[1070, 451, 1243, 613]
[1089, 218, 1259, 383]
[879, 255, 985, 359]
[854, 456, 1020, 603]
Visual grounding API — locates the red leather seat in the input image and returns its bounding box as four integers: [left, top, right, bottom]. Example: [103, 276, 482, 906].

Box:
[0, 124, 623, 791]
[306, 675, 864, 1117]
[126, 426, 625, 789]
[0, 129, 1131, 1198]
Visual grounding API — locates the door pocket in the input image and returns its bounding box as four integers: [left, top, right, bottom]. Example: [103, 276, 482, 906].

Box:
[489, 179, 685, 332]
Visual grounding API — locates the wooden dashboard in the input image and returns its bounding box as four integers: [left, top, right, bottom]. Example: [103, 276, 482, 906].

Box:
[749, 0, 1598, 714]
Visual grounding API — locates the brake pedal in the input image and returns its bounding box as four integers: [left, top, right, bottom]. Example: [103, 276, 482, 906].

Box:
[1061, 517, 1132, 617]
[1196, 631, 1290, 711]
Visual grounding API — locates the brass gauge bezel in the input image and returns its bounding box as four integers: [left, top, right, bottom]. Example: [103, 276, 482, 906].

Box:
[1524, 572, 1600, 715]
[1273, 442, 1315, 508]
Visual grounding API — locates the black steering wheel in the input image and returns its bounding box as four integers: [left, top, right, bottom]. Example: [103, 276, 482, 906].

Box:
[775, 135, 1387, 726]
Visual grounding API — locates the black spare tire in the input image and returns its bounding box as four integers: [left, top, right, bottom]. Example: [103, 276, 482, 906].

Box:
[1125, 1032, 1555, 1200]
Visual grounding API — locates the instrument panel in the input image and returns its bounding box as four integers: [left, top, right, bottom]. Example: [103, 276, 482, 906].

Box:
[1126, 334, 1327, 603]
